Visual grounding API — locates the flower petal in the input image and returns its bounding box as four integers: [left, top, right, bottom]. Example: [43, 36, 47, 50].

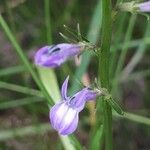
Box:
[61, 76, 69, 100]
[49, 102, 68, 130]
[34, 46, 49, 66]
[34, 43, 83, 68]
[50, 102, 79, 135]
[69, 89, 87, 111]
[59, 112, 79, 135]
[84, 88, 98, 101]
[69, 88, 98, 111]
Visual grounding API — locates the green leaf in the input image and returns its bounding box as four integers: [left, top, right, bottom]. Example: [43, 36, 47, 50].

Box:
[109, 98, 124, 115]
[89, 125, 103, 150]
[37, 67, 60, 104]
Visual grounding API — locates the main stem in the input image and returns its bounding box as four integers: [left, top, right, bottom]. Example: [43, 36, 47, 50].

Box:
[98, 0, 112, 149]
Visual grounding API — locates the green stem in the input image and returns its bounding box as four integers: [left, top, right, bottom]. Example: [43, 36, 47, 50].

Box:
[0, 14, 53, 106]
[98, 0, 112, 149]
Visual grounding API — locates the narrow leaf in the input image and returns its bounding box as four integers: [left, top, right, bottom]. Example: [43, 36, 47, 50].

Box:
[109, 98, 124, 115]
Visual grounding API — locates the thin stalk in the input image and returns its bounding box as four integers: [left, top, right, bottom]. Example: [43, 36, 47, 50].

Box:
[44, 0, 52, 43]
[0, 14, 53, 106]
[98, 0, 112, 149]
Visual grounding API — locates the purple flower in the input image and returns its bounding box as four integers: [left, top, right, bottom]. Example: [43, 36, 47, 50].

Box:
[135, 1, 150, 12]
[118, 1, 150, 13]
[34, 43, 85, 68]
[49, 76, 101, 135]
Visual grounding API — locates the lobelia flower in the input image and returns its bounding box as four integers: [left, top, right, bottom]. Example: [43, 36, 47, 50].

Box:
[135, 1, 150, 12]
[118, 1, 150, 13]
[34, 43, 85, 68]
[49, 76, 102, 135]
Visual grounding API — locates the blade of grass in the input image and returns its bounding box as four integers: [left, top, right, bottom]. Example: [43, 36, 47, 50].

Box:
[0, 65, 26, 77]
[121, 69, 150, 82]
[111, 37, 150, 52]
[0, 14, 53, 105]
[110, 13, 127, 78]
[114, 14, 137, 75]
[0, 81, 43, 97]
[37, 68, 60, 103]
[0, 97, 43, 110]
[121, 21, 150, 80]
[0, 123, 51, 141]
[112, 14, 137, 97]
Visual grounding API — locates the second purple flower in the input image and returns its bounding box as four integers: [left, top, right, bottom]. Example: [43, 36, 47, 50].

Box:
[34, 43, 85, 68]
[135, 1, 150, 12]
[49, 76, 102, 135]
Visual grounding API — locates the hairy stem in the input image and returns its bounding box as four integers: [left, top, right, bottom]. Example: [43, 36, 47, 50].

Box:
[98, 0, 113, 149]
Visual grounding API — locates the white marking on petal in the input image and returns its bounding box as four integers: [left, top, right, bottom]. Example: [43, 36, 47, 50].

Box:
[53, 103, 69, 129]
[60, 108, 77, 131]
